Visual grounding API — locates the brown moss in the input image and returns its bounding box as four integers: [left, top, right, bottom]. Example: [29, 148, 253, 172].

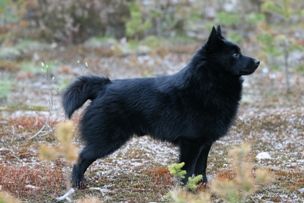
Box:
[273, 169, 304, 191]
[0, 164, 65, 200]
[8, 116, 58, 132]
[215, 169, 236, 181]
[145, 166, 173, 186]
[79, 170, 172, 202]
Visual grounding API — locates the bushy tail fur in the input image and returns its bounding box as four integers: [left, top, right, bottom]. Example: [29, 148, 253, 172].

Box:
[62, 76, 111, 118]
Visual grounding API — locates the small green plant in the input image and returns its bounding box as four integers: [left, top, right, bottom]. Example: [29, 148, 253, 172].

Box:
[168, 162, 203, 192]
[186, 175, 202, 191]
[168, 162, 186, 179]
[167, 162, 208, 202]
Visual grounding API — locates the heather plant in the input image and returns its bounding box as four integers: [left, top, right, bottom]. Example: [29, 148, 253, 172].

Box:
[210, 143, 273, 203]
[186, 175, 203, 191]
[38, 121, 105, 202]
[39, 121, 78, 164]
[168, 162, 202, 192]
[168, 162, 187, 179]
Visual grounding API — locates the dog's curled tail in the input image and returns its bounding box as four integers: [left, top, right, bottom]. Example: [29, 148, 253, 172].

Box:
[62, 76, 111, 118]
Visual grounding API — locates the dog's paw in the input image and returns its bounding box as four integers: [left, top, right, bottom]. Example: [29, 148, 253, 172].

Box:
[201, 181, 208, 188]
[71, 177, 86, 189]
[71, 165, 86, 189]
[180, 177, 188, 186]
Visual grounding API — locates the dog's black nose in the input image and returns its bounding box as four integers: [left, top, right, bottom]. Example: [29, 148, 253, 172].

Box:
[254, 60, 260, 67]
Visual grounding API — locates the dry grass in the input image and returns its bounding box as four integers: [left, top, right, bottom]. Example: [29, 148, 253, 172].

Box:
[235, 110, 304, 136]
[76, 168, 174, 202]
[109, 173, 172, 202]
[0, 164, 65, 201]
[8, 116, 58, 132]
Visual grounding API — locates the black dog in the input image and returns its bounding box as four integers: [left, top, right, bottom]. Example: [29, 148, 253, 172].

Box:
[63, 26, 260, 188]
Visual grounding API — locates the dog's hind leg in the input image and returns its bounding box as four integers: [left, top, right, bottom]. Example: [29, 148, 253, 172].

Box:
[179, 139, 202, 185]
[194, 143, 212, 183]
[71, 138, 128, 188]
[72, 146, 97, 188]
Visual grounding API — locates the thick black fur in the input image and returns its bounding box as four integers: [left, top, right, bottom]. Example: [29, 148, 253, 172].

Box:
[62, 26, 260, 188]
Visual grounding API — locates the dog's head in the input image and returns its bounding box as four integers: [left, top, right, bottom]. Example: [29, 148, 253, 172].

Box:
[204, 26, 260, 76]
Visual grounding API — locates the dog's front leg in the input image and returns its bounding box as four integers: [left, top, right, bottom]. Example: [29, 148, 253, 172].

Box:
[179, 139, 202, 185]
[194, 143, 212, 184]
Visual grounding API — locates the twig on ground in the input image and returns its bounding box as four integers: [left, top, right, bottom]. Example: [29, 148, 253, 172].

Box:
[55, 188, 75, 202]
[0, 147, 21, 161]
[89, 187, 110, 196]
[29, 123, 53, 140]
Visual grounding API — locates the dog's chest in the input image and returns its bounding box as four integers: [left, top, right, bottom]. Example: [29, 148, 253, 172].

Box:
[186, 89, 241, 138]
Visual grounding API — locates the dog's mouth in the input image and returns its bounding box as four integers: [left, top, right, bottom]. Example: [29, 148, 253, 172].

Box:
[240, 60, 260, 75]
[239, 68, 257, 75]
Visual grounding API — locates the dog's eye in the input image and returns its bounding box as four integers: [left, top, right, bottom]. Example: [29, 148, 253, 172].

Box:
[232, 53, 240, 58]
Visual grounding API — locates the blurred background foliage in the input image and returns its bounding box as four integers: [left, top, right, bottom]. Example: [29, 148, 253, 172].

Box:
[0, 0, 303, 43]
[0, 0, 304, 92]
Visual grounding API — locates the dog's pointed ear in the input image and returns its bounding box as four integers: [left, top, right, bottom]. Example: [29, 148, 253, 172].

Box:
[205, 26, 223, 51]
[216, 25, 224, 39]
[217, 25, 221, 33]
[210, 26, 217, 39]
[207, 26, 219, 44]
